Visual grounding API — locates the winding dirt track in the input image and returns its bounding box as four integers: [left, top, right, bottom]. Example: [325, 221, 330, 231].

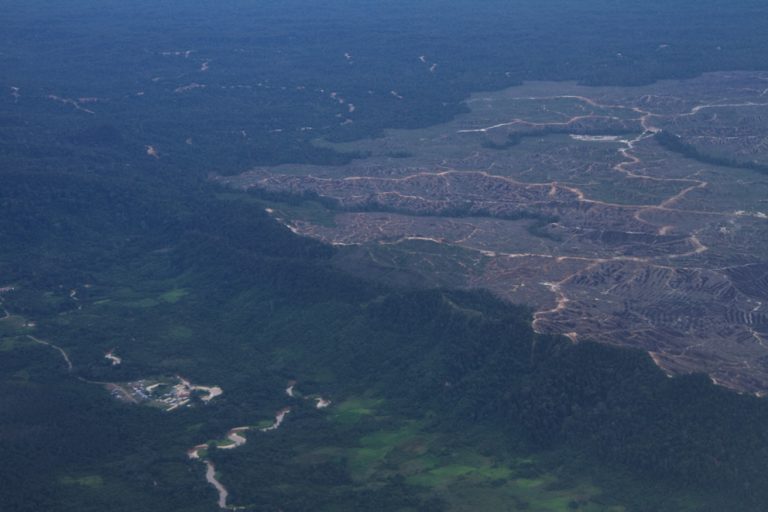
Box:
[27, 335, 73, 371]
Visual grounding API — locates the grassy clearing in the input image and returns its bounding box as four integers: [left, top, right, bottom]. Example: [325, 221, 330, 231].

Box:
[348, 446, 392, 478]
[359, 423, 421, 449]
[256, 419, 276, 429]
[350, 423, 425, 473]
[0, 315, 29, 335]
[293, 446, 345, 466]
[12, 369, 30, 382]
[316, 398, 625, 511]
[160, 289, 189, 303]
[414, 468, 625, 512]
[0, 335, 39, 351]
[404, 450, 502, 488]
[104, 287, 189, 308]
[0, 337, 19, 351]
[331, 398, 382, 422]
[123, 298, 159, 308]
[166, 325, 193, 339]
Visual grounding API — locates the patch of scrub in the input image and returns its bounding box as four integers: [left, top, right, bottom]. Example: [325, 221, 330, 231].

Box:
[432, 470, 623, 512]
[107, 287, 188, 308]
[256, 418, 277, 429]
[408, 464, 479, 488]
[349, 423, 423, 478]
[12, 369, 30, 382]
[349, 446, 392, 478]
[160, 288, 189, 303]
[359, 423, 421, 448]
[0, 314, 30, 335]
[339, 417, 622, 512]
[167, 325, 194, 339]
[405, 451, 505, 487]
[331, 398, 382, 424]
[0, 338, 19, 351]
[513, 476, 548, 489]
[59, 475, 104, 488]
[122, 297, 159, 308]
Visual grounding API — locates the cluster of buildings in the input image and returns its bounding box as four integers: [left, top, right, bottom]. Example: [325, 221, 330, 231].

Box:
[110, 376, 223, 412]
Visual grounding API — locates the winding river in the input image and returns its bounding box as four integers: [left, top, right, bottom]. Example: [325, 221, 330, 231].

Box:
[189, 381, 333, 509]
[188, 407, 293, 509]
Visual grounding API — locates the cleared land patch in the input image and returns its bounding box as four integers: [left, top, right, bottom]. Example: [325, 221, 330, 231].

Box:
[218, 72, 768, 393]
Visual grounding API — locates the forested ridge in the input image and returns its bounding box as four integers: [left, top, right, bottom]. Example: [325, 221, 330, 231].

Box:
[655, 130, 768, 175]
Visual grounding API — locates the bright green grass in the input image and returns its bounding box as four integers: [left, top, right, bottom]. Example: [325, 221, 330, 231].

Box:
[330, 413, 625, 512]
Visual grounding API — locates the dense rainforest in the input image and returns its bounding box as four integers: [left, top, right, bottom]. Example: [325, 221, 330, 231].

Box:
[5, 0, 768, 176]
